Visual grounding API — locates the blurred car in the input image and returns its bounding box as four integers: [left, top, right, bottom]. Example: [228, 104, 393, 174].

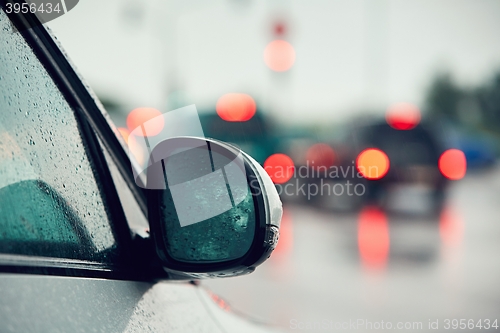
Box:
[0, 5, 278, 332]
[341, 118, 448, 216]
[275, 110, 467, 217]
[439, 121, 497, 169]
[279, 137, 355, 208]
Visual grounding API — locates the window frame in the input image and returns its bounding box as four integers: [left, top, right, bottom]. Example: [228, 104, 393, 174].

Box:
[0, 1, 151, 280]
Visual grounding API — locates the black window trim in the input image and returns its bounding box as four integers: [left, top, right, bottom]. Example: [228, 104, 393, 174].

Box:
[0, 1, 153, 280]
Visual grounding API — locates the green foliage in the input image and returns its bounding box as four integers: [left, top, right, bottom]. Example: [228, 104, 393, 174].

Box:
[425, 70, 500, 134]
[425, 73, 463, 121]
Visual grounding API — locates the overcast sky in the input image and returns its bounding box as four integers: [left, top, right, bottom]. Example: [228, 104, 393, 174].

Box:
[48, 0, 500, 125]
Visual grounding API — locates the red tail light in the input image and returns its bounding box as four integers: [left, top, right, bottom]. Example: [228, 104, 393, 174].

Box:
[216, 93, 256, 122]
[439, 149, 466, 180]
[263, 153, 295, 184]
[306, 143, 335, 169]
[386, 103, 421, 130]
[356, 148, 390, 180]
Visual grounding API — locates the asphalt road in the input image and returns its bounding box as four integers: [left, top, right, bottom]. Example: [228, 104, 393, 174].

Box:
[203, 166, 500, 332]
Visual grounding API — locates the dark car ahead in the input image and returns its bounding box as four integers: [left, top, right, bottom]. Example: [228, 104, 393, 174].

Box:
[274, 108, 467, 216]
[341, 118, 451, 216]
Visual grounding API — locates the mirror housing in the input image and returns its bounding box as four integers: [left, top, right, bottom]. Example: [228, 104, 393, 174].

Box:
[146, 137, 282, 279]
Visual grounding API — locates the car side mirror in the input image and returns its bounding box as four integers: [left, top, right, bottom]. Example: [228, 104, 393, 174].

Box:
[146, 137, 282, 279]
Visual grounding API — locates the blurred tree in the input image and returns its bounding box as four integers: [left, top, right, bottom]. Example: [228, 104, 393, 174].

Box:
[476, 73, 500, 133]
[425, 71, 500, 132]
[425, 72, 463, 122]
[425, 70, 500, 158]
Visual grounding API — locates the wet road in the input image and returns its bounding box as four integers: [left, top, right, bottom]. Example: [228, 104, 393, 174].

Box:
[203, 166, 500, 332]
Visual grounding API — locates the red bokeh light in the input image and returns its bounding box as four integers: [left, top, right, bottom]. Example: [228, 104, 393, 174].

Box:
[263, 153, 295, 184]
[386, 103, 421, 130]
[273, 22, 286, 37]
[306, 143, 335, 169]
[358, 207, 390, 270]
[439, 206, 464, 247]
[439, 149, 466, 180]
[126, 107, 164, 136]
[216, 93, 256, 122]
[264, 40, 296, 72]
[207, 291, 231, 312]
[356, 148, 390, 180]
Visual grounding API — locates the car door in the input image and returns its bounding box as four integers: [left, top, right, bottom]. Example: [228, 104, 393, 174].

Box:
[0, 6, 272, 333]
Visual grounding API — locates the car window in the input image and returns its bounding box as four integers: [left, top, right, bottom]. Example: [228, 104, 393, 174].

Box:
[0, 10, 118, 261]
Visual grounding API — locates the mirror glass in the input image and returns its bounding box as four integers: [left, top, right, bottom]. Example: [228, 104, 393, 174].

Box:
[156, 139, 257, 263]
